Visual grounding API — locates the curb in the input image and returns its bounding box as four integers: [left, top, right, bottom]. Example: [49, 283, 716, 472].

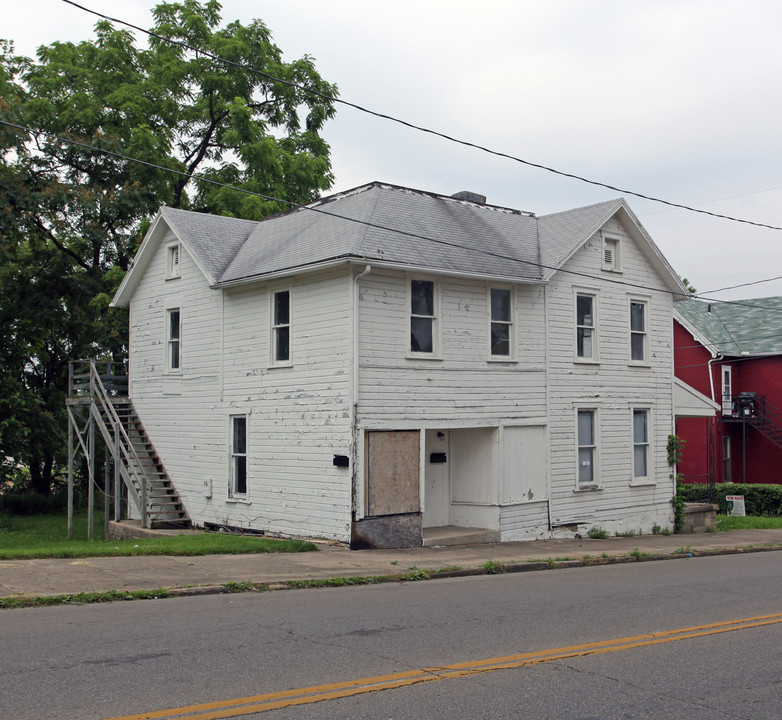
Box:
[2, 544, 781, 609]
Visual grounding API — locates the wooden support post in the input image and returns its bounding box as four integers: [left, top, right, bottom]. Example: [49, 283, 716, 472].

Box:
[67, 410, 74, 540]
[104, 443, 110, 540]
[114, 433, 121, 522]
[88, 400, 95, 541]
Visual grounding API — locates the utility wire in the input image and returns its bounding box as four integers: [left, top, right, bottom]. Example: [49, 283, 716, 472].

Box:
[0, 118, 678, 297]
[59, 0, 782, 233]
[699, 275, 782, 295]
[5, 116, 782, 315]
[641, 184, 782, 217]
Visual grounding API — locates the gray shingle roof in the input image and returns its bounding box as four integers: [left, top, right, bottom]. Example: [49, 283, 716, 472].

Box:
[675, 297, 782, 356]
[219, 183, 542, 283]
[147, 183, 665, 289]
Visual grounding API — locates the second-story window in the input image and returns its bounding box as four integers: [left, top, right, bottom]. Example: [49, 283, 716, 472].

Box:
[410, 280, 435, 353]
[630, 300, 647, 362]
[490, 288, 512, 357]
[272, 290, 290, 363]
[576, 293, 596, 360]
[167, 308, 181, 372]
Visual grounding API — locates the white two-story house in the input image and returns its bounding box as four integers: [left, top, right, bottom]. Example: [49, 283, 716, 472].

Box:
[112, 182, 688, 547]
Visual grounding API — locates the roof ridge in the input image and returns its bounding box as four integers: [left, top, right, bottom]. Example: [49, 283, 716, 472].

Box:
[539, 197, 623, 219]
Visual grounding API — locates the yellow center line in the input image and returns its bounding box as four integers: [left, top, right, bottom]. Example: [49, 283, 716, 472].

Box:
[105, 612, 782, 720]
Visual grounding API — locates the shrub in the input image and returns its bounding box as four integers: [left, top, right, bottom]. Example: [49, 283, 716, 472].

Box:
[678, 483, 782, 517]
[587, 527, 608, 539]
[0, 491, 71, 516]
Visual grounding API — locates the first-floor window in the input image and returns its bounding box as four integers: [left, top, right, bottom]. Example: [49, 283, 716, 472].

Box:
[272, 290, 290, 363]
[633, 409, 649, 479]
[167, 308, 181, 372]
[722, 435, 732, 483]
[490, 287, 512, 356]
[577, 410, 597, 485]
[230, 416, 247, 496]
[410, 279, 436, 353]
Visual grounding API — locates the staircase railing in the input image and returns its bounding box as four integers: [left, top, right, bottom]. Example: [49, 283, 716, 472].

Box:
[729, 393, 782, 450]
[86, 362, 150, 528]
[749, 396, 782, 449]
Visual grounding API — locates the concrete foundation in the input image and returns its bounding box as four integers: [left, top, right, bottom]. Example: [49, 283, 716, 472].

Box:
[351, 513, 423, 549]
[682, 503, 718, 533]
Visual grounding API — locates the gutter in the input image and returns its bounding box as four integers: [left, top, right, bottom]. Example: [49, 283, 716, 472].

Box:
[212, 257, 546, 290]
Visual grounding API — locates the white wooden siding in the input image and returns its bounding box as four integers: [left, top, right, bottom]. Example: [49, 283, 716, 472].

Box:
[126, 208, 677, 543]
[128, 229, 354, 541]
[357, 269, 547, 424]
[545, 219, 674, 533]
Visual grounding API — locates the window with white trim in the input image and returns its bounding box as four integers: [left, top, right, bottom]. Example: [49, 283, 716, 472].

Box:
[229, 415, 247, 497]
[603, 237, 620, 271]
[630, 300, 648, 363]
[632, 409, 650, 480]
[577, 409, 598, 486]
[489, 287, 512, 357]
[166, 308, 181, 372]
[167, 244, 181, 279]
[576, 293, 597, 360]
[721, 366, 733, 416]
[722, 435, 732, 483]
[272, 290, 290, 364]
[410, 279, 436, 354]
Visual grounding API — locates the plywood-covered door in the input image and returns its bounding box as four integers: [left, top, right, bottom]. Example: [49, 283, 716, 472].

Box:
[365, 431, 420, 516]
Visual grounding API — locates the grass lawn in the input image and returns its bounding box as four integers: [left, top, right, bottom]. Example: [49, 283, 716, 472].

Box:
[0, 512, 316, 559]
[716, 514, 782, 531]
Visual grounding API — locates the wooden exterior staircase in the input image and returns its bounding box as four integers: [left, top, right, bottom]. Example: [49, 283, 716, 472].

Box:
[66, 360, 189, 531]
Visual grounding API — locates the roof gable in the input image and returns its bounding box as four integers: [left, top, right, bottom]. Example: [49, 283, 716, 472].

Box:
[112, 207, 258, 308]
[538, 198, 623, 271]
[538, 199, 688, 296]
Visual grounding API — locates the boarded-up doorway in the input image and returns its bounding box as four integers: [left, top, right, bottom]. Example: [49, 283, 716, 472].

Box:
[365, 430, 420, 516]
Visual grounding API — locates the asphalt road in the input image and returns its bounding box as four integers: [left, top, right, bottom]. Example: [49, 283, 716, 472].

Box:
[1, 552, 780, 719]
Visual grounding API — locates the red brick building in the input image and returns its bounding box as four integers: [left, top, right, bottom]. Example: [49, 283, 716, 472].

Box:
[674, 298, 782, 485]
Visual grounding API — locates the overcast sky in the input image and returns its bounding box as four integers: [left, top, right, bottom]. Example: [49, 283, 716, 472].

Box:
[5, 0, 782, 301]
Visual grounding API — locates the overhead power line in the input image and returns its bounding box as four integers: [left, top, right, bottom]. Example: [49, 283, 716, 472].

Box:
[59, 0, 782, 233]
[699, 275, 782, 295]
[6, 117, 782, 316]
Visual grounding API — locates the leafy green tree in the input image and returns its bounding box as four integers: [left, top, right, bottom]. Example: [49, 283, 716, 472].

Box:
[0, 2, 338, 493]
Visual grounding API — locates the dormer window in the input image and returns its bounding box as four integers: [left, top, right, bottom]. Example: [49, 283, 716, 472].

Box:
[603, 237, 620, 272]
[167, 244, 181, 279]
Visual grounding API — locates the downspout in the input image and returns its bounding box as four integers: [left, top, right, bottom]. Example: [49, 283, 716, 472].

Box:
[350, 265, 371, 527]
[353, 265, 372, 407]
[707, 353, 721, 485]
[707, 355, 721, 403]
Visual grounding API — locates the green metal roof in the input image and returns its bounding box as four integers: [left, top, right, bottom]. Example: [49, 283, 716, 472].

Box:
[675, 297, 782, 356]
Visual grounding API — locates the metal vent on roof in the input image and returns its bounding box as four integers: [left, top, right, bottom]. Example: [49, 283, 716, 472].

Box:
[451, 191, 487, 205]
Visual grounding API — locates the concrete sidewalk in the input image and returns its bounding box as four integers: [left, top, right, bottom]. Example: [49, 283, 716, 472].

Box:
[2, 529, 782, 600]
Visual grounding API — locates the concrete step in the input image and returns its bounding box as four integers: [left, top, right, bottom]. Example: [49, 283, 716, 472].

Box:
[423, 525, 500, 547]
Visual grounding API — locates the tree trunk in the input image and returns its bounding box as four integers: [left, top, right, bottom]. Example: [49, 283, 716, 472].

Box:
[28, 455, 54, 495]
